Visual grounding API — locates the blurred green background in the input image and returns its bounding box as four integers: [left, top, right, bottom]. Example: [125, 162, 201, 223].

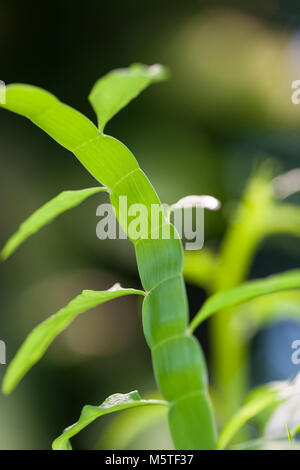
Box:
[1, 0, 300, 449]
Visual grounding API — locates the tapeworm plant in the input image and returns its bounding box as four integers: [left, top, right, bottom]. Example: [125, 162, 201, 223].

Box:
[2, 64, 300, 450]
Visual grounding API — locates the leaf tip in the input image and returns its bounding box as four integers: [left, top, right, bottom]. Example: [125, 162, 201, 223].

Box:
[147, 63, 170, 82]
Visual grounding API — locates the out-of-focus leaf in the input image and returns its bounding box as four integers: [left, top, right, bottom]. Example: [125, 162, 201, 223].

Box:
[2, 285, 145, 394]
[219, 373, 300, 449]
[1, 187, 107, 261]
[264, 374, 300, 441]
[89, 63, 169, 131]
[233, 290, 300, 335]
[266, 204, 300, 238]
[183, 248, 217, 289]
[97, 392, 168, 450]
[52, 390, 169, 450]
[218, 388, 281, 449]
[286, 424, 292, 443]
[190, 269, 300, 332]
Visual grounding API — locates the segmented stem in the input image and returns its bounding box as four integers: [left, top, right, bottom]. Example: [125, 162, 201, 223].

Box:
[101, 140, 217, 449]
[1, 83, 217, 449]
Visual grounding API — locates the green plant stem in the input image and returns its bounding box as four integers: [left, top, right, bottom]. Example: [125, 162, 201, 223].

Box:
[1, 73, 218, 449]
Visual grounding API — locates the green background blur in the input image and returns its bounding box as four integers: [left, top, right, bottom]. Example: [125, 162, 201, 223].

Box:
[1, 0, 300, 449]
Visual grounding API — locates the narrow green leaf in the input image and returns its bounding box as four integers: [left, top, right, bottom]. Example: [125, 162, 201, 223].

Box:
[190, 269, 300, 332]
[1, 187, 107, 261]
[52, 390, 169, 450]
[1, 85, 142, 189]
[233, 290, 300, 334]
[1, 84, 100, 151]
[218, 374, 300, 449]
[266, 204, 300, 238]
[89, 63, 169, 131]
[2, 285, 145, 394]
[218, 387, 281, 449]
[96, 392, 168, 450]
[183, 248, 217, 289]
[286, 424, 292, 443]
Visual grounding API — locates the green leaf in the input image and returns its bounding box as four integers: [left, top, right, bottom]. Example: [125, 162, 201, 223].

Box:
[190, 269, 300, 332]
[218, 373, 300, 449]
[1, 187, 107, 261]
[96, 392, 168, 450]
[293, 424, 300, 437]
[1, 84, 142, 189]
[233, 290, 300, 335]
[183, 248, 217, 289]
[286, 424, 292, 443]
[2, 285, 145, 395]
[218, 386, 281, 449]
[89, 63, 169, 132]
[1, 84, 100, 151]
[1, 71, 218, 450]
[52, 390, 169, 450]
[266, 204, 300, 238]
